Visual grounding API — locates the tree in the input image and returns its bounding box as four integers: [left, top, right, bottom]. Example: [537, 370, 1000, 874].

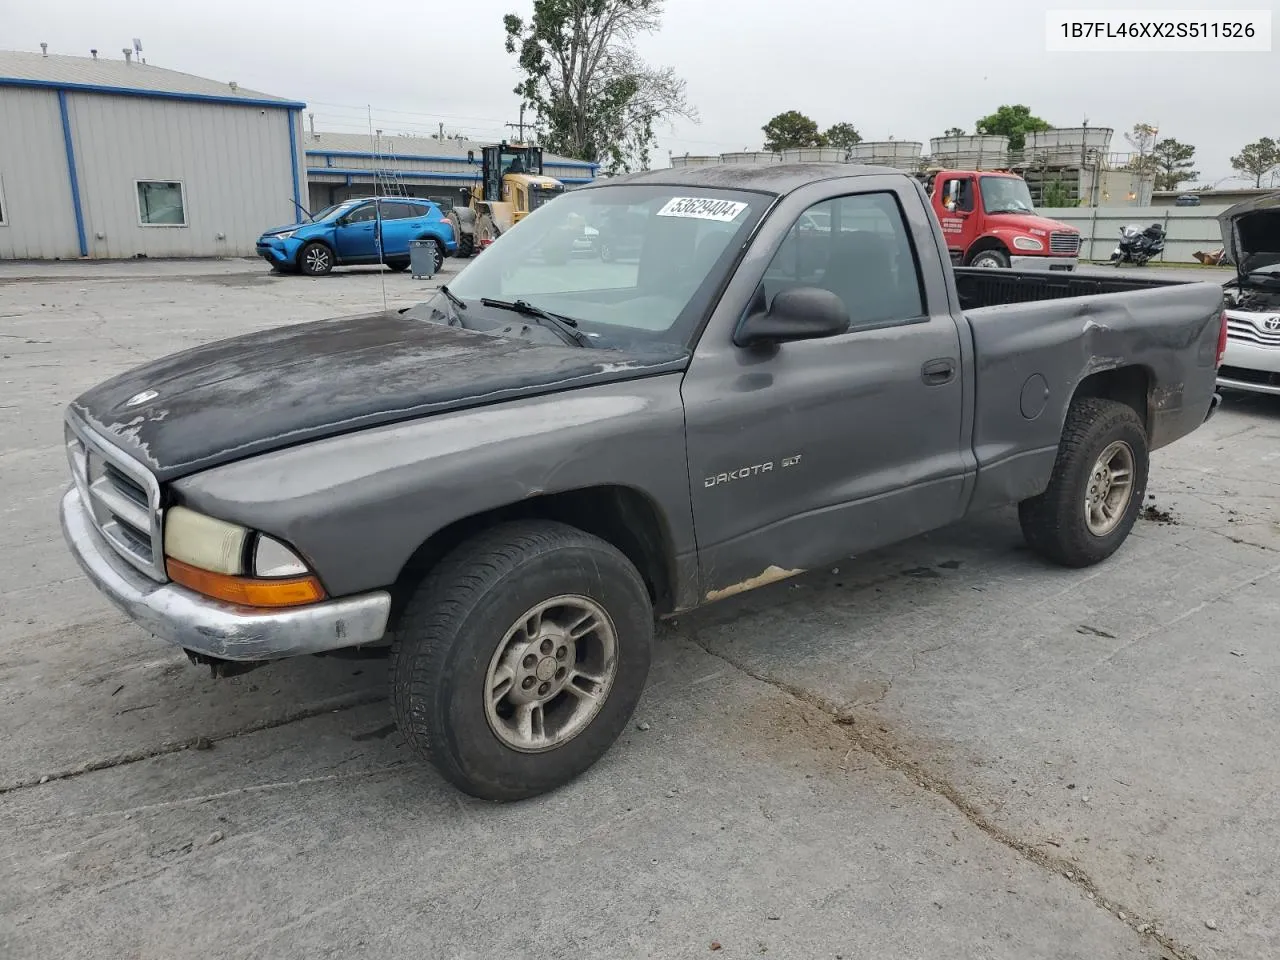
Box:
[823, 122, 862, 158]
[973, 104, 1051, 152]
[1041, 178, 1076, 208]
[1150, 138, 1198, 191]
[1124, 123, 1160, 175]
[943, 127, 966, 138]
[762, 110, 825, 152]
[1230, 137, 1280, 188]
[503, 1, 697, 175]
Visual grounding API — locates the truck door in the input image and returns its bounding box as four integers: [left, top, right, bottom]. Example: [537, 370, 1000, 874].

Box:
[934, 174, 978, 264]
[680, 181, 969, 600]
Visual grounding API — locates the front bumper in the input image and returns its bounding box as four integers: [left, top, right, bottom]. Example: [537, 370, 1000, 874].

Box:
[255, 236, 301, 267]
[1218, 321, 1280, 395]
[1009, 255, 1078, 272]
[60, 487, 391, 662]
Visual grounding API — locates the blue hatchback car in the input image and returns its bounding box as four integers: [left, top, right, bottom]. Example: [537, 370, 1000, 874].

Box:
[256, 197, 458, 276]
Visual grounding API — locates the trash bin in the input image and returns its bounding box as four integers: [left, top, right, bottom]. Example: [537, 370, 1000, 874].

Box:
[409, 239, 437, 279]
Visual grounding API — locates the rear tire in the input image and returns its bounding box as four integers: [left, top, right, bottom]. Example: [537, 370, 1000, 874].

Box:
[1018, 398, 1149, 568]
[455, 233, 475, 258]
[391, 520, 654, 802]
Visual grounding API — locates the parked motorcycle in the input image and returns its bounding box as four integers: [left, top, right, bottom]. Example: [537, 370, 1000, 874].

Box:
[1110, 222, 1166, 266]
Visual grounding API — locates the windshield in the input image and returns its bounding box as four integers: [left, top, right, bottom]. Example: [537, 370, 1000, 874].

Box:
[979, 176, 1035, 215]
[439, 184, 767, 348]
[311, 199, 362, 222]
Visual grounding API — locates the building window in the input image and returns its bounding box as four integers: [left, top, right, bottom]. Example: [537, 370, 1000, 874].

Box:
[136, 180, 187, 226]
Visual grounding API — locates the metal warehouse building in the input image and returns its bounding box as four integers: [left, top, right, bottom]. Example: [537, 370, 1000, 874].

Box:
[0, 49, 304, 260]
[303, 131, 598, 212]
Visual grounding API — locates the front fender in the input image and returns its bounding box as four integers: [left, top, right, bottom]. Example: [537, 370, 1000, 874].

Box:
[171, 376, 696, 601]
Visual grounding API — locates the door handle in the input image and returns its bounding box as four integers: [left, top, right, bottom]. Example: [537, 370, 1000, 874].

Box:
[921, 358, 956, 385]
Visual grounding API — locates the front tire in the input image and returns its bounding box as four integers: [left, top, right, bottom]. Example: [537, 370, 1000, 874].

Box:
[299, 242, 334, 276]
[391, 521, 654, 802]
[969, 248, 1010, 269]
[1018, 398, 1149, 568]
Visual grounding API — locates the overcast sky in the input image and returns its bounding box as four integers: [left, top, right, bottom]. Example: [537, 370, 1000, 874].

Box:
[7, 0, 1276, 185]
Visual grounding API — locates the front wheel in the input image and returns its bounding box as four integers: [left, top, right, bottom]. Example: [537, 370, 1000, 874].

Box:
[969, 249, 1010, 269]
[299, 242, 334, 276]
[391, 521, 654, 801]
[1018, 398, 1149, 568]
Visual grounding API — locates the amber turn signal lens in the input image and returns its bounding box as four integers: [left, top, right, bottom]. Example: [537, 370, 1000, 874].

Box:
[166, 558, 326, 608]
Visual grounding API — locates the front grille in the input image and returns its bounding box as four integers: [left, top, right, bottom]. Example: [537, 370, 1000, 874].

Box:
[65, 416, 167, 582]
[1226, 317, 1280, 348]
[1049, 232, 1081, 255]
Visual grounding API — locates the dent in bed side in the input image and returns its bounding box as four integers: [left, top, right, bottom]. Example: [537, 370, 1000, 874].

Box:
[964, 281, 1225, 512]
[171, 376, 700, 612]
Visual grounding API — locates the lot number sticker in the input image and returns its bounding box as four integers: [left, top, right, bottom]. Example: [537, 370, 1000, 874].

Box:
[657, 197, 748, 222]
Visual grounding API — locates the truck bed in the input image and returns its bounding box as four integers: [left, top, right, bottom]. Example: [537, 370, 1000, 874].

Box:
[952, 267, 1210, 312]
[956, 271, 1227, 513]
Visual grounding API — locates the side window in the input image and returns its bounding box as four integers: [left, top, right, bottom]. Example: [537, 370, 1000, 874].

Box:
[344, 203, 378, 224]
[762, 192, 925, 331]
[136, 180, 186, 226]
[380, 201, 417, 220]
[942, 178, 975, 213]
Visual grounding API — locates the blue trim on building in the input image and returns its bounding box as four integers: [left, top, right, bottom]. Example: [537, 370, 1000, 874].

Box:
[57, 90, 88, 257]
[0, 77, 306, 109]
[287, 109, 302, 222]
[307, 166, 594, 185]
[305, 148, 599, 171]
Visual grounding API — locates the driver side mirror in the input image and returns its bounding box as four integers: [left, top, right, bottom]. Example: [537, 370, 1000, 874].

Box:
[735, 287, 849, 348]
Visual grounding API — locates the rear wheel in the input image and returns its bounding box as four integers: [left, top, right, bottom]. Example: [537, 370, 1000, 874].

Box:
[299, 242, 334, 276]
[1018, 398, 1149, 568]
[455, 232, 475, 258]
[391, 521, 654, 802]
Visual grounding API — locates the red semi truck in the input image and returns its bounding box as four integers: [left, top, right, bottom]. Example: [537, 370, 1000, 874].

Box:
[925, 169, 1082, 271]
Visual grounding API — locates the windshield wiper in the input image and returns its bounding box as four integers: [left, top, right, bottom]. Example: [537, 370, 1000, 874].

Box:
[480, 297, 591, 347]
[440, 285, 467, 311]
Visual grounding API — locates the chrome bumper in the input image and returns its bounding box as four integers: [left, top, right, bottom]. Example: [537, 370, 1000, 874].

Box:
[1009, 255, 1078, 272]
[60, 487, 392, 662]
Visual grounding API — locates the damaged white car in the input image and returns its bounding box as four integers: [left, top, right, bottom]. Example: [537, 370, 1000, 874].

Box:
[1219, 193, 1280, 396]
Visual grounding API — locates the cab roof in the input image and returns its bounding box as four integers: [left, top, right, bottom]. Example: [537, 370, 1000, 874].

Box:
[583, 162, 909, 197]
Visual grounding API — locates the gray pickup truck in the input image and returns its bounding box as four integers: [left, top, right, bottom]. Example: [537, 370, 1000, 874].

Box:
[61, 163, 1227, 801]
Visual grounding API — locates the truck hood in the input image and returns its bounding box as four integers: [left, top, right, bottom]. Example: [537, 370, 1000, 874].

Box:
[1218, 192, 1280, 284]
[984, 212, 1078, 236]
[68, 311, 689, 483]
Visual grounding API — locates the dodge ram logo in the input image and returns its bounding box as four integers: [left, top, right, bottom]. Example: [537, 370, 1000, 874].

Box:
[124, 389, 159, 407]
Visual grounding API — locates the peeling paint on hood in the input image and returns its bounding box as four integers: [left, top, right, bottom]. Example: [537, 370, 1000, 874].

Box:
[68, 311, 689, 482]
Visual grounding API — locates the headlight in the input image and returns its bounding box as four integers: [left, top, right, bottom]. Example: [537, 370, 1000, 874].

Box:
[266, 230, 296, 240]
[163, 506, 324, 607]
[1013, 236, 1044, 251]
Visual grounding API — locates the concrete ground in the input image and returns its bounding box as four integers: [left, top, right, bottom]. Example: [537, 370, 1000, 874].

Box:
[1, 257, 1275, 960]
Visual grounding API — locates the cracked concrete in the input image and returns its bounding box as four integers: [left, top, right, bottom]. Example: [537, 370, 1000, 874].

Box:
[2, 259, 1277, 959]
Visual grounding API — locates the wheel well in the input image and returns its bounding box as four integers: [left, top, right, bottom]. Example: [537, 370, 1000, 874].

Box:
[1071, 365, 1153, 436]
[295, 238, 333, 265]
[965, 237, 1009, 264]
[389, 486, 677, 625]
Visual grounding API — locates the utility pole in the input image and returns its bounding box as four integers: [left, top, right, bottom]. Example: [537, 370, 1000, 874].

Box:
[505, 104, 527, 143]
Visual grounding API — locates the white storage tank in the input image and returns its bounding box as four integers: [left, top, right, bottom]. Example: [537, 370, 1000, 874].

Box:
[720, 151, 780, 164]
[848, 140, 923, 170]
[1024, 127, 1114, 165]
[780, 147, 846, 163]
[668, 154, 720, 168]
[929, 135, 1010, 170]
